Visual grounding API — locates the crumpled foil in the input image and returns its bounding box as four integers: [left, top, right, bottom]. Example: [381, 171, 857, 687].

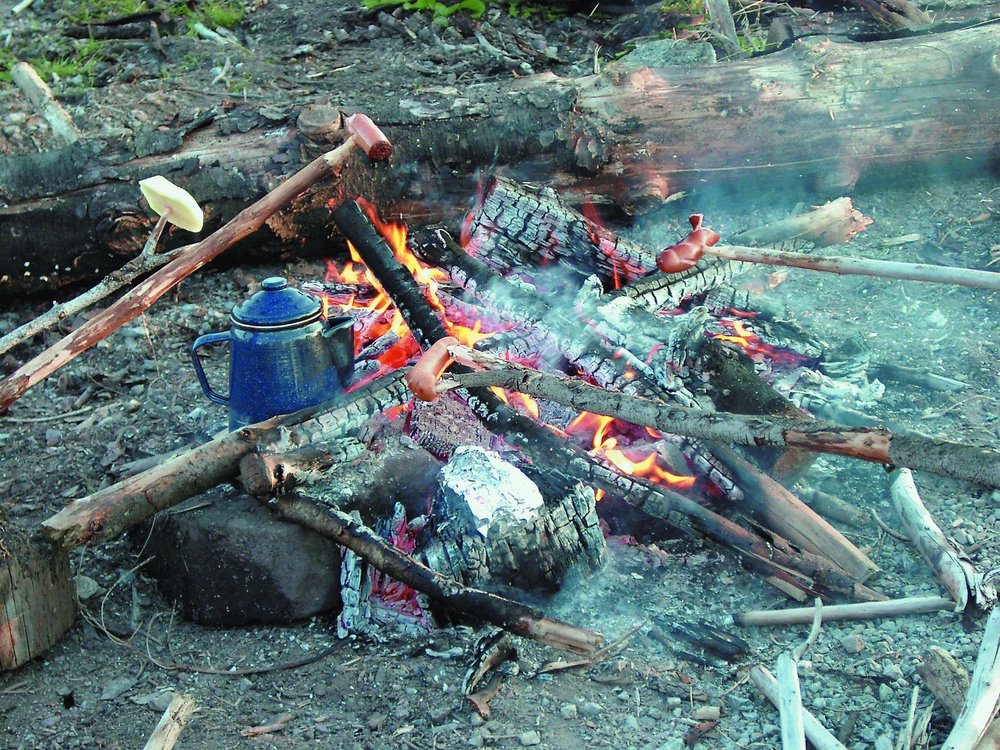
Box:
[436, 446, 543, 538]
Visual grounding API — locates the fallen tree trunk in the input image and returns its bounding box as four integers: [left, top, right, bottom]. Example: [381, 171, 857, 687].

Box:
[3, 23, 1000, 297]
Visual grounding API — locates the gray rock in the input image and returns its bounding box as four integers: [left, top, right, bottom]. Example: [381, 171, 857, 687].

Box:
[560, 703, 578, 719]
[141, 487, 341, 626]
[100, 677, 135, 701]
[623, 714, 640, 730]
[518, 730, 542, 746]
[579, 702, 603, 717]
[73, 575, 101, 601]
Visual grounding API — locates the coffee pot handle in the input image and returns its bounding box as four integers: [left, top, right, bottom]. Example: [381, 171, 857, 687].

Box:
[190, 332, 230, 406]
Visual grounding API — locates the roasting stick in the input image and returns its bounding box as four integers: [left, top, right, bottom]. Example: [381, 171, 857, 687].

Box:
[698, 243, 1000, 290]
[0, 114, 392, 414]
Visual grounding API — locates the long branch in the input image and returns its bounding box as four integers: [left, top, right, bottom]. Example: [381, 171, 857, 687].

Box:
[0, 137, 364, 414]
[707, 244, 1000, 291]
[438, 349, 1000, 489]
[270, 491, 605, 654]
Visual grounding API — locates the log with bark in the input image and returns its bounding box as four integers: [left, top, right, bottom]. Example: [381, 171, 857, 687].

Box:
[4, 23, 1000, 297]
[0, 525, 76, 670]
[41, 370, 412, 548]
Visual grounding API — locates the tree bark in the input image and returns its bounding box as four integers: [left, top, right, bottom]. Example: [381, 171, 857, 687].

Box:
[3, 23, 999, 298]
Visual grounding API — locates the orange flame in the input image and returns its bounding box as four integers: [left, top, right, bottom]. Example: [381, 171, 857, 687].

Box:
[565, 412, 695, 495]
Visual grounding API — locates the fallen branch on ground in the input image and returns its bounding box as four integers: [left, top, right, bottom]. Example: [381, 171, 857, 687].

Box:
[142, 693, 196, 750]
[732, 596, 954, 626]
[749, 666, 847, 750]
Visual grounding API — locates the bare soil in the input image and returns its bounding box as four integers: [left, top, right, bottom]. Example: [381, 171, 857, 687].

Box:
[2, 2, 1000, 749]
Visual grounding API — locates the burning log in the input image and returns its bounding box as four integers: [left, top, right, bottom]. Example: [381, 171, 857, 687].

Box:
[333, 199, 881, 601]
[42, 370, 412, 548]
[0, 115, 392, 414]
[266, 491, 604, 654]
[6, 23, 1000, 297]
[432, 348, 1000, 490]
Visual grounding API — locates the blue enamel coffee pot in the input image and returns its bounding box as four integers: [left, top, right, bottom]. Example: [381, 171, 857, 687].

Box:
[191, 277, 355, 430]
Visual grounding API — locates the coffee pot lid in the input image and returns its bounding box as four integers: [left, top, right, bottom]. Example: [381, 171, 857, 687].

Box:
[232, 277, 322, 328]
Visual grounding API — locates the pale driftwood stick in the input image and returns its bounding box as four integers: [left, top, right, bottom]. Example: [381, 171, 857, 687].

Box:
[706, 244, 1000, 291]
[731, 198, 871, 250]
[890, 468, 996, 612]
[941, 607, 1000, 750]
[776, 652, 807, 750]
[11, 0, 36, 13]
[42, 370, 410, 548]
[440, 346, 1000, 489]
[0, 242, 189, 357]
[142, 693, 196, 750]
[733, 596, 954, 626]
[270, 491, 605, 654]
[898, 685, 920, 750]
[749, 666, 848, 750]
[776, 599, 822, 750]
[0, 120, 388, 414]
[9, 62, 81, 144]
[918, 647, 1000, 750]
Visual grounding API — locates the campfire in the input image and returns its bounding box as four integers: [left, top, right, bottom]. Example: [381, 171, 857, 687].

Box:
[4, 110, 1000, 750]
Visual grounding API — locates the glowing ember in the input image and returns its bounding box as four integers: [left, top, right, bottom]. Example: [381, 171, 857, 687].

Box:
[708, 318, 806, 368]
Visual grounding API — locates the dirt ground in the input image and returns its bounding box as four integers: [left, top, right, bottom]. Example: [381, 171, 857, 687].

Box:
[2, 2, 1000, 749]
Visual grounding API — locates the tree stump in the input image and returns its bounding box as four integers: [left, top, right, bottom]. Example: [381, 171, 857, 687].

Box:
[0, 523, 75, 670]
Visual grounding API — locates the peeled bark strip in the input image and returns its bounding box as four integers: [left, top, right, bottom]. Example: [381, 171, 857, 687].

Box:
[42, 371, 411, 548]
[10, 62, 81, 145]
[436, 353, 1000, 489]
[270, 492, 604, 654]
[5, 24, 1000, 297]
[890, 468, 996, 612]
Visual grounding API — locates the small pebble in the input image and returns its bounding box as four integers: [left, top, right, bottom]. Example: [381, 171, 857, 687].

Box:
[693, 705, 721, 721]
[45, 428, 62, 446]
[73, 575, 100, 600]
[559, 703, 577, 719]
[878, 683, 894, 701]
[623, 715, 640, 730]
[841, 634, 866, 653]
[579, 702, 602, 717]
[468, 731, 484, 748]
[518, 730, 542, 746]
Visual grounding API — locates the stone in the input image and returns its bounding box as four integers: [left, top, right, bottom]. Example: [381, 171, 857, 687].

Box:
[141, 486, 341, 626]
[559, 703, 578, 719]
[579, 702, 603, 717]
[518, 730, 542, 746]
[100, 677, 135, 701]
[73, 575, 101, 601]
[841, 634, 866, 653]
[693, 706, 721, 721]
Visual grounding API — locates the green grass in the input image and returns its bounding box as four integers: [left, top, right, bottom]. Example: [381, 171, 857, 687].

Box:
[65, 0, 244, 29]
[0, 38, 108, 86]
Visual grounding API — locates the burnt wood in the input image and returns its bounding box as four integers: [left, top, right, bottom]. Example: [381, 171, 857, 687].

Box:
[4, 23, 1000, 297]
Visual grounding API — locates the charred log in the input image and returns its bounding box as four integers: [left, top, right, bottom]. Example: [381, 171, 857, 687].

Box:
[4, 23, 1000, 297]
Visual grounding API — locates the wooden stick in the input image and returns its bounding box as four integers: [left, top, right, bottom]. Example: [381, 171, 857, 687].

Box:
[270, 491, 605, 654]
[438, 348, 1000, 489]
[0, 243, 189, 357]
[142, 693, 196, 750]
[706, 244, 1000, 291]
[42, 371, 410, 548]
[918, 647, 1000, 750]
[776, 652, 807, 750]
[890, 468, 995, 612]
[733, 596, 954, 626]
[9, 62, 81, 144]
[941, 607, 1000, 750]
[750, 666, 848, 750]
[0, 132, 372, 414]
[731, 197, 871, 250]
[238, 440, 364, 496]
